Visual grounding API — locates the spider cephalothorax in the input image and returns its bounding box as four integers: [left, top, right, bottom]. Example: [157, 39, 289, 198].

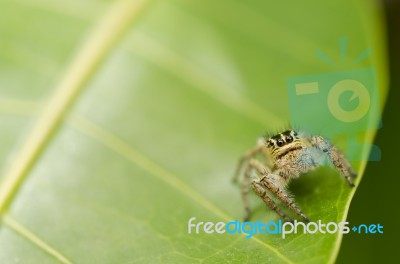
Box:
[233, 129, 356, 222]
[266, 130, 304, 160]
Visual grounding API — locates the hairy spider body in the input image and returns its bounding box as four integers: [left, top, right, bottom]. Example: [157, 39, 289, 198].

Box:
[233, 129, 356, 222]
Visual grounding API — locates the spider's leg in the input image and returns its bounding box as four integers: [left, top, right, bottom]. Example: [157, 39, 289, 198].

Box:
[336, 151, 357, 178]
[242, 164, 252, 221]
[248, 159, 294, 222]
[311, 136, 356, 187]
[252, 181, 293, 222]
[232, 138, 265, 183]
[260, 175, 310, 222]
[250, 162, 310, 222]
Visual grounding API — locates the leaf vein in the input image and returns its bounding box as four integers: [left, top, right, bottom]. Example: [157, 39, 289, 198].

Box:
[69, 114, 294, 264]
[3, 215, 72, 264]
[129, 32, 284, 128]
[0, 0, 152, 214]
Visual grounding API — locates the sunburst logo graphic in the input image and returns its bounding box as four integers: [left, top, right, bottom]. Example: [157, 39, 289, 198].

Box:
[316, 37, 371, 66]
[286, 37, 381, 161]
[317, 37, 373, 123]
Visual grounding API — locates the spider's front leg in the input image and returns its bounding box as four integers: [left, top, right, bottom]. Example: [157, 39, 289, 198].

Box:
[252, 181, 293, 222]
[246, 159, 310, 222]
[242, 159, 293, 222]
[259, 172, 310, 222]
[311, 135, 357, 187]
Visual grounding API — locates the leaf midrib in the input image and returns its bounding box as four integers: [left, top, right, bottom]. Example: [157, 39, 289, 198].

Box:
[69, 114, 295, 264]
[0, 0, 152, 262]
[0, 0, 152, 214]
[0, 0, 378, 263]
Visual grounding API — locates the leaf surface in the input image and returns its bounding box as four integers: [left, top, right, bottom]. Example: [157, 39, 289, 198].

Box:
[0, 0, 387, 263]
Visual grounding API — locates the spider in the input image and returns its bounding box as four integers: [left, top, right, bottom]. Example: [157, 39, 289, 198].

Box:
[233, 129, 357, 222]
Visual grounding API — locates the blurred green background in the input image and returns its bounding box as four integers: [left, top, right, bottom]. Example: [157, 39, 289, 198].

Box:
[0, 0, 395, 263]
[337, 0, 399, 262]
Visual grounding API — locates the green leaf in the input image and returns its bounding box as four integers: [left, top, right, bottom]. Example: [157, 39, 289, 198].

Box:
[0, 0, 388, 263]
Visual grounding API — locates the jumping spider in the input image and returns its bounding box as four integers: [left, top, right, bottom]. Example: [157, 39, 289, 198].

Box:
[233, 129, 356, 222]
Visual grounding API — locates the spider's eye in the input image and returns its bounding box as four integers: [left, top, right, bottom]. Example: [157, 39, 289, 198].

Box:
[268, 141, 274, 147]
[293, 131, 298, 136]
[277, 139, 284, 147]
[285, 135, 293, 143]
